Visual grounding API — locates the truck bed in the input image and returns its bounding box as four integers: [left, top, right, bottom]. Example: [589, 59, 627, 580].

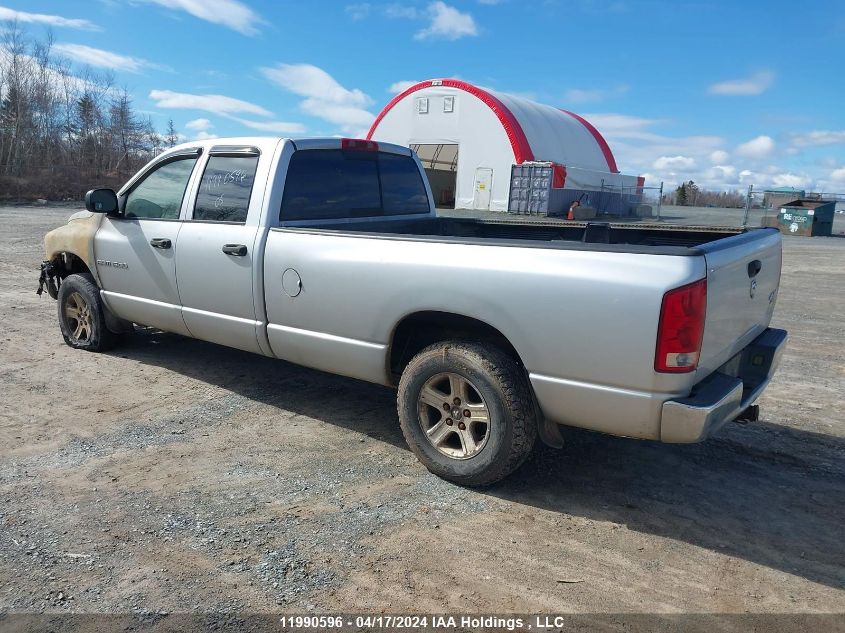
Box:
[283, 214, 754, 255]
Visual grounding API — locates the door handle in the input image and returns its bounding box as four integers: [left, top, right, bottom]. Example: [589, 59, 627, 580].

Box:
[747, 259, 762, 278]
[222, 243, 248, 256]
[150, 238, 171, 249]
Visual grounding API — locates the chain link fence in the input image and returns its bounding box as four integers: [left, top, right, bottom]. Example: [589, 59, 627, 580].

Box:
[611, 183, 845, 234]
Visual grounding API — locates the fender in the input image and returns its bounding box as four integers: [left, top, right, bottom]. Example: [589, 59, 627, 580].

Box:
[40, 210, 131, 334]
[43, 210, 104, 285]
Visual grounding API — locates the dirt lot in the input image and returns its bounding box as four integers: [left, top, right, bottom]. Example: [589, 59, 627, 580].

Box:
[1, 206, 843, 619]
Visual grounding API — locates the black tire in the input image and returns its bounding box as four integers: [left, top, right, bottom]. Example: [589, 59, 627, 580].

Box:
[397, 340, 537, 486]
[57, 273, 119, 352]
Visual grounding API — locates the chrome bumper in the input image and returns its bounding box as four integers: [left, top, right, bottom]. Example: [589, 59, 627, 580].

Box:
[660, 328, 788, 443]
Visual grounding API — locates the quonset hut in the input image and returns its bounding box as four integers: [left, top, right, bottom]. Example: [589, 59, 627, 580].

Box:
[366, 79, 643, 215]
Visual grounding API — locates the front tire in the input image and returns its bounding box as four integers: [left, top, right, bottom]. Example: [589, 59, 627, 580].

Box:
[57, 273, 119, 352]
[397, 340, 537, 486]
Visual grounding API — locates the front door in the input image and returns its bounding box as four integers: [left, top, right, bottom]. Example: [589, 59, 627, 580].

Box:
[174, 150, 262, 354]
[473, 167, 493, 210]
[95, 154, 199, 335]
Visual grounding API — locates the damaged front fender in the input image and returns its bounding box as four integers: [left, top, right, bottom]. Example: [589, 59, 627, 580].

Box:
[43, 210, 103, 279]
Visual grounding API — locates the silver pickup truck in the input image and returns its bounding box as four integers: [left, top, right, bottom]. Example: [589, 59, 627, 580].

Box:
[39, 137, 787, 485]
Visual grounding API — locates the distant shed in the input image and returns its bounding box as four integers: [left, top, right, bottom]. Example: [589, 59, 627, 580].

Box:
[763, 187, 806, 213]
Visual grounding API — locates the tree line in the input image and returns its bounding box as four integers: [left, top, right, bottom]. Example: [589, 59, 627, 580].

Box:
[666, 180, 747, 208]
[0, 22, 177, 201]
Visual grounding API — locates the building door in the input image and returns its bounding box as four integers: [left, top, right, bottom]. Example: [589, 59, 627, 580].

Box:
[410, 143, 458, 209]
[473, 168, 493, 211]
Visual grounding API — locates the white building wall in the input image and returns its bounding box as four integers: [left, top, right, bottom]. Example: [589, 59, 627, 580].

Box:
[491, 91, 610, 173]
[370, 83, 639, 212]
[371, 87, 517, 211]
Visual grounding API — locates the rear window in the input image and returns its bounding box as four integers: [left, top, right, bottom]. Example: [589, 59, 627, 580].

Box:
[280, 149, 430, 221]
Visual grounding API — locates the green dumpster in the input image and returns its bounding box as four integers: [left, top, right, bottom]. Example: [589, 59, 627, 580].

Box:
[777, 199, 835, 237]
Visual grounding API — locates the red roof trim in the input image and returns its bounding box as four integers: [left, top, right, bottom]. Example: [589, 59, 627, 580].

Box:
[560, 109, 620, 174]
[366, 79, 535, 164]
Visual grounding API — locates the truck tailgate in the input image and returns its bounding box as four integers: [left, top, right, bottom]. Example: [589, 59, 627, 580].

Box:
[696, 228, 782, 380]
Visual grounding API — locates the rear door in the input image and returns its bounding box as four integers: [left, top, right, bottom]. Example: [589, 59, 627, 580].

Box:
[174, 145, 264, 354]
[95, 151, 200, 335]
[696, 229, 782, 379]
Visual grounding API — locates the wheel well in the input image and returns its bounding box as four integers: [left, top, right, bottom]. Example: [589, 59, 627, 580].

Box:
[52, 252, 91, 278]
[389, 311, 522, 382]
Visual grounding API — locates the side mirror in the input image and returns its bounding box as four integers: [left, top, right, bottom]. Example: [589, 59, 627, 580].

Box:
[85, 188, 119, 214]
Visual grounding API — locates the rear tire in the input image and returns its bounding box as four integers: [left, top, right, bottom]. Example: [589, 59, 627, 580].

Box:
[57, 273, 119, 352]
[397, 340, 537, 486]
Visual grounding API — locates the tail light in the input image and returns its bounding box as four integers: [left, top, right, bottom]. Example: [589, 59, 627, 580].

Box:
[655, 278, 707, 373]
[342, 138, 378, 152]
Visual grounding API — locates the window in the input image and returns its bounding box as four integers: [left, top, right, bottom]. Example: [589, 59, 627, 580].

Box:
[193, 155, 259, 223]
[379, 153, 431, 215]
[280, 150, 430, 222]
[124, 157, 197, 219]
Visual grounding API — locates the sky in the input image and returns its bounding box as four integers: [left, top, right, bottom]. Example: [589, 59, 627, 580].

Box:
[2, 0, 844, 192]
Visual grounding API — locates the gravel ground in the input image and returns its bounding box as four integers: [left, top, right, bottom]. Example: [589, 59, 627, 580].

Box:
[0, 206, 843, 621]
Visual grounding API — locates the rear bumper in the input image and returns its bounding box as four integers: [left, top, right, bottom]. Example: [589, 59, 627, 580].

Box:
[660, 328, 788, 443]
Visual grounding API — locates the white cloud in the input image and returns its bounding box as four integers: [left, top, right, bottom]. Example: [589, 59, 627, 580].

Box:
[345, 3, 372, 20]
[830, 167, 845, 183]
[185, 117, 213, 131]
[736, 135, 776, 159]
[710, 150, 730, 164]
[0, 6, 98, 30]
[229, 116, 305, 134]
[183, 114, 302, 137]
[415, 1, 478, 40]
[149, 89, 272, 116]
[771, 173, 807, 188]
[564, 84, 629, 104]
[194, 130, 218, 141]
[138, 0, 263, 35]
[714, 165, 736, 178]
[299, 99, 373, 128]
[791, 130, 845, 147]
[653, 156, 697, 171]
[388, 80, 420, 94]
[705, 165, 737, 182]
[261, 63, 374, 134]
[708, 70, 774, 96]
[582, 112, 730, 188]
[53, 43, 158, 74]
[260, 63, 371, 108]
[385, 4, 422, 18]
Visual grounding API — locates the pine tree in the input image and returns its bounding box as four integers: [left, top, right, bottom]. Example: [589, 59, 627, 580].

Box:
[165, 118, 178, 148]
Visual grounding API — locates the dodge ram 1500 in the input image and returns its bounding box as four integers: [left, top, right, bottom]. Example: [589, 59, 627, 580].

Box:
[38, 137, 787, 485]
